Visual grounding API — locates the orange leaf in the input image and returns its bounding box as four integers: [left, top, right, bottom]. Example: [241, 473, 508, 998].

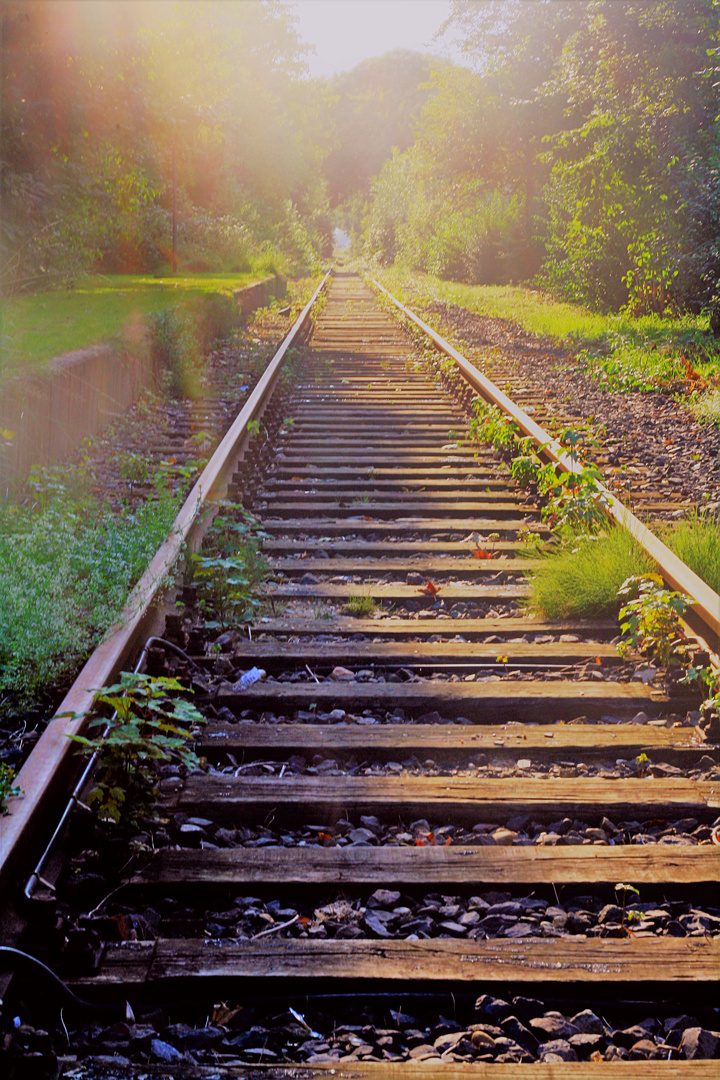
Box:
[444, 837, 452, 846]
[472, 544, 494, 560]
[418, 578, 440, 595]
[317, 831, 334, 843]
[415, 837, 426, 846]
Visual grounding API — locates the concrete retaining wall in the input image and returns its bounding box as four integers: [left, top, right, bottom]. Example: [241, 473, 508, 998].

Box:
[0, 275, 281, 495]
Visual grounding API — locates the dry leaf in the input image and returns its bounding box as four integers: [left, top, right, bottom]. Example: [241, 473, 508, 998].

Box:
[418, 578, 440, 595]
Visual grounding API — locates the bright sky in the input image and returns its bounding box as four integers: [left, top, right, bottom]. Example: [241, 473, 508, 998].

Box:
[291, 0, 456, 77]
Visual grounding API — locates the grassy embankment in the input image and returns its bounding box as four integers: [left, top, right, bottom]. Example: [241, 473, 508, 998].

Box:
[0, 271, 270, 382]
[374, 269, 720, 425]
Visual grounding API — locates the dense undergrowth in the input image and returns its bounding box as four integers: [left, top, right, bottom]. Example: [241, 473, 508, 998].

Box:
[0, 470, 182, 721]
[373, 269, 720, 423]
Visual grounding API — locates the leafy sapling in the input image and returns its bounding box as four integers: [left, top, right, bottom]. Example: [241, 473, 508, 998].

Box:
[617, 575, 692, 667]
[70, 672, 206, 827]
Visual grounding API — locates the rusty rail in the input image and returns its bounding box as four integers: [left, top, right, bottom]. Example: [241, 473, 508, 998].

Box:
[372, 278, 720, 653]
[0, 268, 332, 902]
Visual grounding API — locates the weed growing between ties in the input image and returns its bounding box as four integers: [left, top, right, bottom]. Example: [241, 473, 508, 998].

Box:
[616, 575, 692, 668]
[0, 468, 182, 724]
[186, 504, 270, 629]
[527, 528, 655, 620]
[69, 673, 205, 828]
[344, 594, 378, 617]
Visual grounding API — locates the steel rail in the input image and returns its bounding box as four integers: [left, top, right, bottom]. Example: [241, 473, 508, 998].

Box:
[0, 267, 333, 902]
[372, 278, 720, 652]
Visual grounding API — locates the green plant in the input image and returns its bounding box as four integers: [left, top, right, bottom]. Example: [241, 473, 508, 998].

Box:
[614, 883, 641, 933]
[537, 461, 610, 535]
[187, 506, 269, 629]
[345, 594, 377, 617]
[0, 472, 182, 720]
[510, 453, 540, 488]
[69, 673, 205, 826]
[635, 752, 650, 777]
[617, 575, 692, 667]
[0, 763, 22, 815]
[527, 528, 654, 620]
[117, 451, 152, 484]
[680, 664, 720, 717]
[467, 400, 522, 456]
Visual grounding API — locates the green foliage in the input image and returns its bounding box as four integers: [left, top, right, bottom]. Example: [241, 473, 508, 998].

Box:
[537, 461, 610, 535]
[617, 575, 692, 667]
[1, 1, 328, 292]
[0, 469, 182, 719]
[527, 527, 654, 620]
[69, 673, 205, 826]
[510, 452, 540, 488]
[362, 2, 720, 319]
[344, 595, 378, 617]
[187, 505, 269, 629]
[467, 400, 522, 456]
[0, 763, 22, 815]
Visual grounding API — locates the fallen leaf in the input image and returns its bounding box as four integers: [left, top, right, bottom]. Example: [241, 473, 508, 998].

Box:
[472, 544, 495, 560]
[212, 1003, 244, 1026]
[418, 578, 440, 595]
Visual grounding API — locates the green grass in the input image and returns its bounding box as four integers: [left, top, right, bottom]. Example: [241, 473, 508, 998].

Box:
[344, 594, 378, 617]
[375, 268, 720, 400]
[0, 271, 270, 382]
[0, 469, 182, 719]
[663, 511, 720, 595]
[527, 513, 720, 622]
[527, 527, 655, 620]
[688, 386, 720, 425]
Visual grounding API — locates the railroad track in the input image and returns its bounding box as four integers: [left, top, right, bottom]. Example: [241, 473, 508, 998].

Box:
[2, 267, 719, 1077]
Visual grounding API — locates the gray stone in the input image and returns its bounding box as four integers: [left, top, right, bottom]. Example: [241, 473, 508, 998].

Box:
[367, 889, 401, 907]
[530, 1017, 579, 1041]
[501, 1016, 539, 1055]
[679, 1027, 720, 1060]
[363, 912, 393, 938]
[539, 1039, 578, 1061]
[150, 1039, 183, 1062]
[570, 1010, 604, 1035]
[569, 1033, 605, 1057]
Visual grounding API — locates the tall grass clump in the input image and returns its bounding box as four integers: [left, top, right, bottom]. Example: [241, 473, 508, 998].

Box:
[663, 511, 720, 595]
[527, 527, 654, 620]
[0, 476, 182, 718]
